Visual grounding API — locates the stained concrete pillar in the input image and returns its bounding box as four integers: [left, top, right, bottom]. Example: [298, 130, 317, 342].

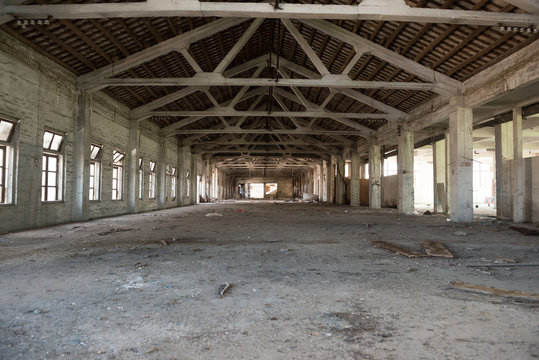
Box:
[432, 139, 447, 213]
[445, 132, 451, 214]
[176, 145, 185, 206]
[157, 136, 167, 208]
[321, 160, 328, 202]
[512, 107, 524, 222]
[369, 142, 381, 209]
[72, 91, 91, 221]
[335, 154, 346, 205]
[127, 120, 140, 213]
[328, 156, 335, 203]
[495, 121, 513, 219]
[398, 128, 414, 214]
[190, 151, 198, 205]
[350, 149, 360, 207]
[449, 100, 473, 222]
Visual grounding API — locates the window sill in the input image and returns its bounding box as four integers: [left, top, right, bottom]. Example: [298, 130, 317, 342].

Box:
[0, 203, 15, 207]
[41, 201, 64, 204]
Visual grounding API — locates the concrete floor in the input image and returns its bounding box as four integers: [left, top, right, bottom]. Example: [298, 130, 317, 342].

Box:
[0, 201, 538, 359]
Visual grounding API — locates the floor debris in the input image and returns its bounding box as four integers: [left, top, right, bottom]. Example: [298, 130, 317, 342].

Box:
[453, 231, 468, 236]
[421, 241, 454, 258]
[449, 281, 539, 301]
[372, 241, 426, 258]
[509, 225, 539, 236]
[206, 213, 223, 217]
[218, 283, 231, 298]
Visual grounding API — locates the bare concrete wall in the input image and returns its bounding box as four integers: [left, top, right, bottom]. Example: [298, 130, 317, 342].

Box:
[382, 175, 398, 208]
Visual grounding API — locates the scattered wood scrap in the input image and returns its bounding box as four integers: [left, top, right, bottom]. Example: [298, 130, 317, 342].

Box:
[218, 283, 231, 298]
[421, 241, 454, 258]
[450, 281, 539, 301]
[509, 225, 539, 236]
[372, 241, 426, 258]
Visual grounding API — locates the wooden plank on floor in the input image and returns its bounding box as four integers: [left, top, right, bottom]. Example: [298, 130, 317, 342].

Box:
[421, 240, 453, 258]
[450, 282, 539, 301]
[372, 241, 426, 258]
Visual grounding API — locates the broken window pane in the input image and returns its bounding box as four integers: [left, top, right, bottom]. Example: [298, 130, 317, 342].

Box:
[113, 150, 125, 165]
[90, 144, 101, 160]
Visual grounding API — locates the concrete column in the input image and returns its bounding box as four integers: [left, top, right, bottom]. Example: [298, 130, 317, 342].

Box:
[369, 142, 381, 209]
[176, 145, 185, 206]
[512, 108, 524, 222]
[350, 149, 360, 207]
[327, 157, 335, 203]
[380, 148, 385, 207]
[495, 121, 513, 219]
[444, 132, 451, 214]
[398, 128, 414, 214]
[72, 91, 91, 221]
[449, 100, 473, 222]
[432, 139, 447, 213]
[157, 135, 167, 208]
[336, 155, 345, 205]
[190, 151, 198, 205]
[127, 120, 140, 213]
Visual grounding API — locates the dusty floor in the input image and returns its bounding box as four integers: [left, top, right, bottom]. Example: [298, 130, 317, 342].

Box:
[0, 201, 538, 360]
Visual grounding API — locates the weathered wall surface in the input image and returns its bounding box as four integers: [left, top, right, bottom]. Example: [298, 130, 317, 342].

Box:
[0, 31, 184, 233]
[382, 175, 398, 208]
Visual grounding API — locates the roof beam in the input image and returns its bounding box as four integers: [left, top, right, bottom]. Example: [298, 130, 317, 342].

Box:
[77, 17, 248, 85]
[3, 1, 538, 26]
[502, 0, 539, 14]
[300, 19, 463, 96]
[87, 74, 446, 93]
[171, 128, 365, 136]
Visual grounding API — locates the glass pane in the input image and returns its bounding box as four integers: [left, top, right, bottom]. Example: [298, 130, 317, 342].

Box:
[112, 167, 118, 178]
[50, 134, 63, 151]
[42, 171, 46, 186]
[0, 120, 14, 142]
[150, 161, 155, 172]
[90, 145, 101, 160]
[90, 163, 95, 176]
[42, 156, 47, 171]
[89, 188, 95, 201]
[41, 187, 46, 201]
[48, 156, 57, 172]
[0, 148, 4, 167]
[138, 158, 142, 168]
[43, 131, 53, 149]
[47, 187, 56, 201]
[48, 172, 56, 186]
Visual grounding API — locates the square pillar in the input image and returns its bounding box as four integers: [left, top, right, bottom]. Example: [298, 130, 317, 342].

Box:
[157, 135, 167, 208]
[369, 142, 381, 209]
[433, 139, 447, 213]
[335, 154, 346, 205]
[512, 107, 524, 222]
[449, 100, 473, 222]
[328, 155, 336, 203]
[190, 151, 198, 205]
[176, 145, 185, 206]
[495, 121, 513, 219]
[127, 120, 140, 213]
[350, 149, 360, 207]
[398, 128, 414, 214]
[72, 91, 91, 221]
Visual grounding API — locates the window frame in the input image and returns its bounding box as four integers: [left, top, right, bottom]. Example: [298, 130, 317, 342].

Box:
[112, 149, 125, 200]
[89, 144, 102, 201]
[42, 129, 64, 203]
[148, 161, 156, 199]
[0, 118, 16, 205]
[0, 145, 6, 204]
[138, 157, 143, 200]
[170, 167, 177, 200]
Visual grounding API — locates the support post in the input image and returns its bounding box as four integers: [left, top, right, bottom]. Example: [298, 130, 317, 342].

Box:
[398, 128, 414, 214]
[335, 154, 346, 205]
[449, 98, 473, 222]
[495, 122, 513, 219]
[158, 135, 167, 208]
[369, 141, 381, 209]
[176, 145, 185, 206]
[350, 149, 360, 206]
[72, 90, 91, 221]
[190, 151, 198, 204]
[328, 156, 335, 203]
[127, 120, 139, 213]
[512, 107, 524, 222]
[432, 138, 447, 213]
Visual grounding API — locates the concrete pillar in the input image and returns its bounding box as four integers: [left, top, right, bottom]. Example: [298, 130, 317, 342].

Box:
[380, 148, 385, 207]
[432, 139, 447, 213]
[176, 145, 185, 206]
[190, 151, 197, 205]
[449, 100, 473, 222]
[327, 157, 335, 203]
[445, 132, 451, 214]
[157, 136, 167, 208]
[350, 149, 360, 206]
[72, 91, 91, 221]
[512, 108, 524, 222]
[398, 128, 414, 214]
[336, 155, 345, 205]
[369, 142, 381, 209]
[495, 121, 513, 219]
[127, 120, 140, 213]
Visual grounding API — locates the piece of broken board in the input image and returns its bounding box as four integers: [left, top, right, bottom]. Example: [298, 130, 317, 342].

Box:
[450, 282, 539, 301]
[421, 240, 453, 258]
[372, 241, 426, 258]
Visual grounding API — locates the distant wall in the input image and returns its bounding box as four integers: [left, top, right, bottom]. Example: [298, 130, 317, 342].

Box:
[383, 175, 398, 208]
